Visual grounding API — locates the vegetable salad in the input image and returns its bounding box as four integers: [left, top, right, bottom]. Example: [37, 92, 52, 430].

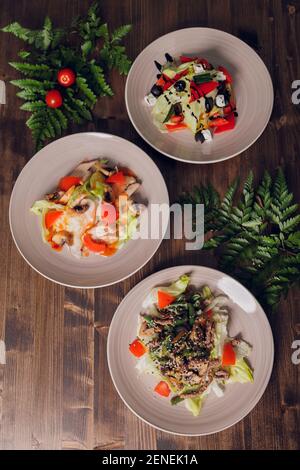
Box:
[145, 54, 237, 143]
[31, 159, 142, 258]
[129, 275, 253, 416]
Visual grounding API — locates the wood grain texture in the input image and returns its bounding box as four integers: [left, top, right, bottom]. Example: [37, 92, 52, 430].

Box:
[0, 0, 299, 450]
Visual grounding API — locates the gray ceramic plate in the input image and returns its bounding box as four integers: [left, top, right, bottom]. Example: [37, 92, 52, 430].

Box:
[107, 265, 274, 436]
[9, 133, 169, 288]
[125, 27, 274, 164]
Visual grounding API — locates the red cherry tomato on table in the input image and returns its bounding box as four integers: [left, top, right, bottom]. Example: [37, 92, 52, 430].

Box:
[57, 68, 76, 87]
[46, 89, 63, 108]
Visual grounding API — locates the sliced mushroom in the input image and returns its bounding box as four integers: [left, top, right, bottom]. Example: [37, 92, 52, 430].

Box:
[45, 191, 64, 202]
[52, 230, 73, 247]
[72, 159, 98, 180]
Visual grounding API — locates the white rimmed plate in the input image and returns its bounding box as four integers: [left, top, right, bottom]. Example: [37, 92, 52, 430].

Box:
[125, 28, 274, 164]
[107, 265, 274, 435]
[9, 132, 169, 288]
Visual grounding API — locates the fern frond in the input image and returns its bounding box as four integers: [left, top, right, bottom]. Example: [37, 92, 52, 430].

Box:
[111, 24, 132, 43]
[76, 76, 97, 105]
[10, 62, 52, 79]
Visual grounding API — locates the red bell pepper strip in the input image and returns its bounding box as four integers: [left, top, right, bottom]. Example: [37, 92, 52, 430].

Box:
[197, 81, 218, 96]
[173, 68, 189, 81]
[154, 381, 171, 397]
[157, 290, 176, 308]
[59, 176, 81, 192]
[218, 66, 233, 84]
[209, 116, 230, 127]
[165, 122, 187, 132]
[214, 113, 235, 134]
[129, 338, 147, 358]
[106, 171, 125, 185]
[222, 342, 236, 366]
[45, 210, 63, 229]
[82, 233, 107, 253]
[180, 55, 198, 63]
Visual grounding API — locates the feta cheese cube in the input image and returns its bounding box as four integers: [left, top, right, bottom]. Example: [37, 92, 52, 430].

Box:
[193, 63, 205, 74]
[202, 129, 212, 142]
[216, 94, 226, 108]
[144, 93, 157, 106]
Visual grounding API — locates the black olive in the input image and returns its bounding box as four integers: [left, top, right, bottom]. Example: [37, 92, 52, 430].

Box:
[165, 52, 174, 62]
[195, 131, 205, 143]
[174, 80, 186, 92]
[154, 60, 162, 71]
[174, 103, 182, 115]
[150, 84, 163, 97]
[205, 97, 214, 113]
[156, 73, 162, 79]
[234, 111, 239, 117]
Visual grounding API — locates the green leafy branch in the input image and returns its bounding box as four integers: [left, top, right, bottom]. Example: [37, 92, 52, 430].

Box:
[1, 1, 132, 150]
[179, 169, 300, 310]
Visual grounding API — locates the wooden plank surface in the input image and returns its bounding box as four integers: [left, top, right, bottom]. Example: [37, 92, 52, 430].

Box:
[0, 0, 299, 450]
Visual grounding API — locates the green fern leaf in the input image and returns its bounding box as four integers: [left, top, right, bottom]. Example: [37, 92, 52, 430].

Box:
[20, 100, 46, 111]
[9, 62, 52, 79]
[111, 24, 132, 43]
[76, 76, 97, 105]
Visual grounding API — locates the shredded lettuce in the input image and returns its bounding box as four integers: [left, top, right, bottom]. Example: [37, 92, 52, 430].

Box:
[228, 358, 254, 383]
[30, 200, 64, 215]
[135, 354, 159, 377]
[185, 397, 203, 417]
[211, 313, 229, 358]
[233, 339, 252, 359]
[142, 275, 190, 310]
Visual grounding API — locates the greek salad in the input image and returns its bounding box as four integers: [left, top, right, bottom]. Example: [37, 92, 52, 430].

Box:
[129, 275, 253, 416]
[31, 159, 142, 257]
[145, 53, 237, 143]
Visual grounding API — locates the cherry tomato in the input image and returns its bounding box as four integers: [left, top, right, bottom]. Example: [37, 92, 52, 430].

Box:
[58, 176, 81, 192]
[45, 210, 63, 229]
[222, 342, 236, 366]
[129, 338, 146, 358]
[46, 90, 63, 108]
[82, 234, 107, 253]
[154, 381, 171, 397]
[57, 68, 76, 87]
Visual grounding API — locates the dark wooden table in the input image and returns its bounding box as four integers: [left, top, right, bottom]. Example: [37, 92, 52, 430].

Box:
[0, 0, 299, 450]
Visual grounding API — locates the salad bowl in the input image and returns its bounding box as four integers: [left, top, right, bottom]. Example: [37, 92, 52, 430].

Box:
[125, 27, 274, 164]
[107, 265, 274, 435]
[9, 133, 169, 288]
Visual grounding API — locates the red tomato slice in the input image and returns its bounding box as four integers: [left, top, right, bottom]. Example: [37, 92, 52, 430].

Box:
[214, 113, 235, 134]
[180, 55, 198, 63]
[82, 233, 107, 253]
[157, 290, 176, 309]
[129, 338, 146, 358]
[206, 309, 213, 318]
[59, 176, 81, 192]
[45, 210, 63, 229]
[222, 342, 236, 366]
[154, 381, 171, 397]
[165, 122, 187, 132]
[106, 171, 125, 185]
